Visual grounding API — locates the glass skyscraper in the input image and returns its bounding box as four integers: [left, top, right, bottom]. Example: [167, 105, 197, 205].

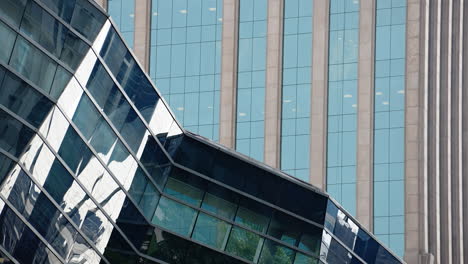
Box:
[0, 0, 404, 263]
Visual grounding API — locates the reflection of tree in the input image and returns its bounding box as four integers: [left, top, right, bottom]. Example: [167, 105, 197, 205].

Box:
[226, 227, 262, 261]
[258, 241, 294, 264]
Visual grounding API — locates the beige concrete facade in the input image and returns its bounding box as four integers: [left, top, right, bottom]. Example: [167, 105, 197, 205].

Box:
[133, 0, 151, 71]
[219, 0, 239, 148]
[264, 0, 284, 168]
[356, 0, 375, 231]
[309, 0, 329, 190]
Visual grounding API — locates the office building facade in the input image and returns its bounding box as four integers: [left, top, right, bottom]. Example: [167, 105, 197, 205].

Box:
[0, 0, 404, 263]
[95, 0, 468, 263]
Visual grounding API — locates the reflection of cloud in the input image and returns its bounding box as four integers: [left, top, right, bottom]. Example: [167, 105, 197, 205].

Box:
[180, 9, 187, 14]
[344, 94, 352, 98]
[239, 112, 246, 117]
[209, 7, 216, 11]
[376, 92, 383, 95]
[177, 107, 184, 111]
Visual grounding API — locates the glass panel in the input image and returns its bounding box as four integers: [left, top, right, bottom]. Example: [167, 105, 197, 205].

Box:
[0, 153, 14, 185]
[235, 205, 269, 233]
[70, 0, 106, 41]
[0, 20, 16, 64]
[192, 213, 230, 249]
[0, 68, 54, 128]
[201, 192, 237, 220]
[225, 226, 263, 262]
[164, 177, 203, 206]
[294, 253, 319, 264]
[9, 36, 58, 93]
[258, 240, 295, 264]
[152, 196, 197, 236]
[0, 0, 27, 27]
[0, 109, 35, 157]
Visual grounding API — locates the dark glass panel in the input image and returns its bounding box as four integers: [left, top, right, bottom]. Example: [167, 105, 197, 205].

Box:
[0, 109, 35, 157]
[0, 69, 54, 128]
[0, 154, 14, 186]
[115, 197, 153, 249]
[104, 228, 140, 260]
[277, 181, 327, 224]
[21, 2, 66, 58]
[57, 127, 93, 175]
[0, 205, 61, 263]
[192, 213, 231, 249]
[268, 212, 301, 246]
[147, 229, 189, 264]
[258, 240, 295, 264]
[99, 28, 158, 121]
[225, 227, 263, 262]
[294, 253, 319, 264]
[139, 135, 171, 187]
[128, 167, 160, 219]
[72, 95, 101, 140]
[9, 36, 58, 92]
[152, 196, 197, 236]
[39, 0, 76, 23]
[0, 0, 27, 27]
[185, 243, 247, 264]
[49, 66, 72, 100]
[70, 0, 106, 41]
[234, 198, 271, 233]
[0, 20, 16, 64]
[164, 177, 204, 207]
[201, 192, 238, 221]
[42, 160, 74, 202]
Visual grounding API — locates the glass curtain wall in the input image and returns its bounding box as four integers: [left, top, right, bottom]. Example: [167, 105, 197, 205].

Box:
[236, 0, 267, 161]
[150, 0, 223, 141]
[373, 0, 406, 257]
[107, 0, 135, 48]
[280, 0, 313, 182]
[326, 0, 360, 216]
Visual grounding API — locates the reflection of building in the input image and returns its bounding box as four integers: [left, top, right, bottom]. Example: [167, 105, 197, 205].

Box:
[0, 0, 402, 263]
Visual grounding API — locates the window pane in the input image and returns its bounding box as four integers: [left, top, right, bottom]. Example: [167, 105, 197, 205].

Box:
[164, 177, 204, 206]
[258, 240, 295, 264]
[192, 213, 231, 249]
[235, 206, 269, 233]
[0, 69, 54, 128]
[0, 20, 16, 64]
[225, 227, 264, 262]
[0, 109, 35, 157]
[9, 36, 58, 92]
[0, 0, 27, 27]
[152, 197, 198, 236]
[201, 192, 237, 220]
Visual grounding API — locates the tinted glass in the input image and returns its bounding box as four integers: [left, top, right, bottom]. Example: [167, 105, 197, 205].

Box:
[258, 240, 295, 264]
[152, 196, 197, 236]
[192, 212, 231, 249]
[0, 20, 16, 64]
[0, 0, 27, 27]
[0, 109, 35, 157]
[225, 226, 263, 262]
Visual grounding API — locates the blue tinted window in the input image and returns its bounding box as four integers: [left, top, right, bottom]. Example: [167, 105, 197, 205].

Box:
[108, 0, 135, 48]
[236, 0, 267, 161]
[281, 0, 313, 181]
[326, 0, 359, 216]
[150, 0, 222, 141]
[373, 0, 406, 257]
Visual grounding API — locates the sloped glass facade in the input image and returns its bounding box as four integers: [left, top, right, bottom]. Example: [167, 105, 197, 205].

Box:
[0, 1, 402, 263]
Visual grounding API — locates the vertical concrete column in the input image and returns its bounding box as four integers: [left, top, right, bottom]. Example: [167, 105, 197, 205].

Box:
[94, 0, 107, 10]
[133, 0, 151, 71]
[450, 1, 465, 262]
[264, 0, 284, 168]
[309, 0, 329, 189]
[219, 0, 239, 148]
[439, 1, 453, 263]
[356, 0, 375, 231]
[462, 1, 468, 262]
[404, 0, 430, 263]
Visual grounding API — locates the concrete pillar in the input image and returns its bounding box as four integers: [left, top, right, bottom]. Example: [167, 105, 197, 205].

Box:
[264, 0, 283, 168]
[404, 0, 430, 262]
[450, 1, 465, 263]
[309, 0, 329, 189]
[356, 0, 375, 231]
[439, 1, 453, 263]
[219, 0, 239, 148]
[134, 0, 151, 71]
